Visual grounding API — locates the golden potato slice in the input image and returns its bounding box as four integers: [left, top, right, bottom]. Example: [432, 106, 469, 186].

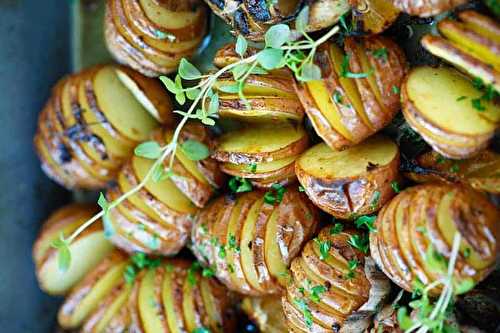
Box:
[458, 10, 500, 44]
[33, 204, 114, 296]
[58, 251, 128, 329]
[138, 267, 169, 332]
[241, 296, 288, 333]
[213, 123, 309, 164]
[296, 135, 399, 219]
[370, 184, 499, 296]
[405, 150, 500, 194]
[392, 0, 466, 17]
[351, 0, 400, 34]
[191, 188, 319, 296]
[402, 66, 496, 159]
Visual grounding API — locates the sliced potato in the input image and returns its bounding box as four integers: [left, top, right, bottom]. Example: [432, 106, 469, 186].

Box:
[404, 149, 500, 194]
[283, 227, 390, 331]
[370, 184, 499, 296]
[241, 296, 288, 333]
[351, 0, 400, 34]
[401, 66, 496, 159]
[191, 188, 319, 296]
[58, 251, 128, 329]
[296, 136, 400, 219]
[33, 204, 114, 296]
[392, 0, 466, 17]
[213, 123, 309, 164]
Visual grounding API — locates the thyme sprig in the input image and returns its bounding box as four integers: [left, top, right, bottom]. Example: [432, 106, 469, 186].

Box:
[51, 7, 340, 270]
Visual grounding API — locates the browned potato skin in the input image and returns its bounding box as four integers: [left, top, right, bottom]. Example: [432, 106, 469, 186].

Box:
[295, 144, 400, 220]
[370, 184, 499, 297]
[241, 296, 288, 333]
[404, 150, 500, 194]
[191, 188, 320, 296]
[282, 228, 372, 332]
[221, 160, 297, 189]
[392, 0, 467, 17]
[105, 0, 208, 77]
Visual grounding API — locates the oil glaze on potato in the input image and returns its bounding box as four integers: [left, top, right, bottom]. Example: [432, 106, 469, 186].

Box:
[105, 0, 208, 77]
[33, 204, 114, 296]
[283, 227, 391, 332]
[405, 149, 500, 194]
[296, 136, 400, 219]
[401, 67, 497, 159]
[191, 188, 319, 296]
[106, 123, 223, 256]
[370, 183, 499, 296]
[34, 64, 170, 190]
[295, 37, 407, 150]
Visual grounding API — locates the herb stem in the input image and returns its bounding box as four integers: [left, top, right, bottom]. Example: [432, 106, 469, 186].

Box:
[282, 26, 339, 50]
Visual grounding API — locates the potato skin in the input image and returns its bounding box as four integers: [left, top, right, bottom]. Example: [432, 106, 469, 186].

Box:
[393, 0, 467, 17]
[370, 184, 499, 296]
[191, 188, 319, 296]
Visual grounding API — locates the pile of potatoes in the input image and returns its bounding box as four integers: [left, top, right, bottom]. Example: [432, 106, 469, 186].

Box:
[32, 1, 500, 333]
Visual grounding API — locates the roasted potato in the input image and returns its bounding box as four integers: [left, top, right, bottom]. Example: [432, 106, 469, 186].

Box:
[32, 204, 114, 296]
[191, 188, 319, 296]
[34, 64, 172, 190]
[370, 183, 499, 296]
[404, 149, 500, 194]
[282, 227, 391, 332]
[351, 0, 400, 34]
[214, 122, 309, 188]
[106, 122, 223, 256]
[401, 66, 498, 159]
[295, 36, 407, 150]
[392, 0, 467, 17]
[241, 296, 288, 333]
[422, 11, 500, 92]
[204, 0, 349, 41]
[296, 135, 400, 219]
[58, 253, 237, 332]
[105, 0, 208, 77]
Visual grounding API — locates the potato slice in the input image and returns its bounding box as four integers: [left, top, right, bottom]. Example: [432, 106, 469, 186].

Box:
[392, 0, 466, 17]
[370, 184, 499, 296]
[138, 267, 169, 332]
[58, 251, 128, 329]
[33, 204, 114, 296]
[241, 296, 288, 333]
[213, 123, 309, 164]
[296, 136, 399, 219]
[351, 0, 400, 34]
[221, 155, 296, 178]
[404, 149, 500, 194]
[458, 10, 500, 44]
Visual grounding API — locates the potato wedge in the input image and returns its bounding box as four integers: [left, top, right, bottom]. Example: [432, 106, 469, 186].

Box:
[58, 251, 128, 329]
[191, 188, 319, 296]
[404, 149, 500, 194]
[296, 37, 407, 150]
[401, 66, 497, 159]
[296, 135, 400, 219]
[33, 204, 114, 296]
[392, 0, 466, 17]
[105, 0, 207, 76]
[283, 227, 391, 332]
[213, 122, 309, 164]
[370, 184, 499, 296]
[351, 0, 400, 34]
[241, 296, 288, 333]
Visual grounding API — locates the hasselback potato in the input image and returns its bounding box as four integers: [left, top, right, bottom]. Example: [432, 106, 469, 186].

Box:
[214, 122, 309, 188]
[34, 64, 172, 190]
[33, 204, 114, 295]
[295, 36, 407, 150]
[393, 0, 467, 17]
[105, 0, 208, 77]
[402, 66, 498, 159]
[370, 183, 499, 296]
[404, 149, 500, 194]
[241, 296, 288, 333]
[296, 135, 400, 219]
[422, 10, 500, 93]
[107, 122, 224, 256]
[58, 251, 237, 332]
[191, 187, 319, 296]
[283, 226, 391, 332]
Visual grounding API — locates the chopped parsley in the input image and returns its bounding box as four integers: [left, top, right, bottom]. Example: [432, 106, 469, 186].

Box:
[354, 215, 376, 232]
[310, 285, 327, 303]
[228, 176, 252, 193]
[247, 163, 257, 173]
[392, 85, 400, 94]
[298, 185, 306, 192]
[314, 238, 332, 260]
[348, 234, 369, 254]
[332, 90, 343, 104]
[456, 96, 467, 102]
[345, 259, 359, 280]
[264, 183, 287, 205]
[340, 54, 373, 79]
[294, 298, 313, 328]
[372, 47, 388, 62]
[370, 191, 381, 209]
[330, 223, 344, 235]
[391, 180, 401, 193]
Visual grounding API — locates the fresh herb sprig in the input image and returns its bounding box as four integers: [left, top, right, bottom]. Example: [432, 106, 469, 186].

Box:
[51, 7, 340, 271]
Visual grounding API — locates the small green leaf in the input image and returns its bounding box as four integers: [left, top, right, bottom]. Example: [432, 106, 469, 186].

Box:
[257, 48, 284, 70]
[298, 63, 321, 82]
[231, 63, 249, 80]
[124, 265, 137, 284]
[202, 266, 215, 278]
[208, 93, 219, 116]
[98, 192, 109, 210]
[201, 117, 216, 126]
[330, 223, 343, 235]
[454, 278, 475, 295]
[159, 76, 178, 94]
[348, 234, 369, 254]
[247, 163, 257, 173]
[235, 35, 248, 57]
[263, 183, 287, 205]
[186, 88, 201, 100]
[249, 66, 268, 75]
[102, 211, 115, 238]
[310, 284, 327, 303]
[471, 98, 485, 111]
[314, 238, 331, 260]
[354, 215, 376, 232]
[264, 24, 291, 48]
[228, 176, 253, 193]
[181, 140, 210, 161]
[134, 141, 163, 159]
[218, 84, 240, 93]
[193, 327, 211, 333]
[298, 185, 305, 192]
[178, 58, 201, 80]
[397, 307, 414, 330]
[295, 6, 310, 32]
[176, 92, 186, 105]
[51, 233, 71, 272]
[425, 246, 447, 274]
